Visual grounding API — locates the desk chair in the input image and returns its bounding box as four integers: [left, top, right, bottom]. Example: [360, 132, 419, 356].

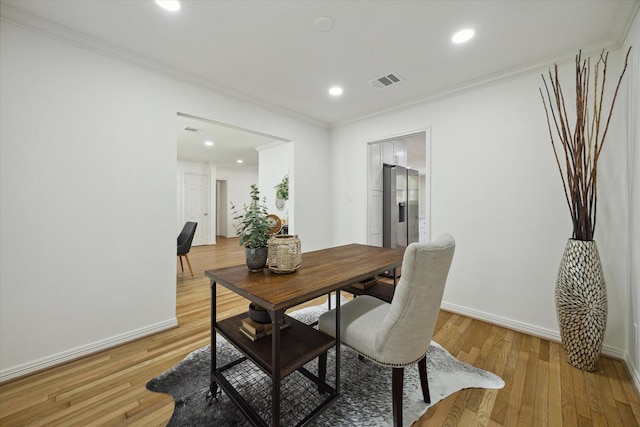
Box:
[318, 234, 455, 427]
[177, 222, 198, 277]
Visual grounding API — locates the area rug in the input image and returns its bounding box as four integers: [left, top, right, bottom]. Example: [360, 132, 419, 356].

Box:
[146, 304, 504, 426]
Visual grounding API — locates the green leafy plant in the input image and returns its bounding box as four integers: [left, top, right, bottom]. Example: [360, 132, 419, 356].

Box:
[231, 184, 270, 248]
[539, 47, 630, 241]
[274, 175, 289, 201]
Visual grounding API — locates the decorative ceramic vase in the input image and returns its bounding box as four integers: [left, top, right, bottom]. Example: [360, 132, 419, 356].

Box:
[267, 235, 301, 274]
[245, 247, 268, 272]
[555, 239, 607, 371]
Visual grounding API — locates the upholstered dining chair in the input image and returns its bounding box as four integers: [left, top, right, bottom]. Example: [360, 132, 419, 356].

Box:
[177, 222, 198, 277]
[318, 234, 455, 427]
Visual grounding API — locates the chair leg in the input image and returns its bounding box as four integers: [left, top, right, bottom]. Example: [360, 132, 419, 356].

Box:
[392, 367, 404, 427]
[178, 255, 184, 272]
[418, 356, 431, 403]
[184, 254, 194, 277]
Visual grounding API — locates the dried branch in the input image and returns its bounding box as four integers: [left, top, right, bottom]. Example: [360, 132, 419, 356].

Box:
[540, 46, 631, 241]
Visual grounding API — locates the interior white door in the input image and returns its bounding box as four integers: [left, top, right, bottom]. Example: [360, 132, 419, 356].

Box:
[184, 173, 209, 246]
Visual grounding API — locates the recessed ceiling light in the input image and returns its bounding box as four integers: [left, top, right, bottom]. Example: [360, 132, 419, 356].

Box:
[314, 16, 334, 32]
[204, 140, 214, 147]
[452, 29, 474, 44]
[155, 0, 181, 12]
[237, 159, 244, 164]
[329, 86, 343, 96]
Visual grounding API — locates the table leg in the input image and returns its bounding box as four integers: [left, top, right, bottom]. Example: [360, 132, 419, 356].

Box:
[207, 279, 219, 404]
[270, 309, 284, 427]
[317, 351, 327, 393]
[335, 290, 341, 395]
[393, 267, 398, 292]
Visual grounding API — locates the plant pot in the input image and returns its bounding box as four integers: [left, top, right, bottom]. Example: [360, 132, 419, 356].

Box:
[555, 239, 607, 371]
[248, 303, 271, 324]
[245, 247, 268, 272]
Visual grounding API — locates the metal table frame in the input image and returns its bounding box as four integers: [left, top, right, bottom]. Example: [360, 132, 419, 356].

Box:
[205, 244, 405, 426]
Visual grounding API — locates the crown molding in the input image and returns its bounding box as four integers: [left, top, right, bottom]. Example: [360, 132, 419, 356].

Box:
[0, 4, 328, 129]
[331, 1, 640, 129]
[611, 0, 640, 47]
[332, 37, 630, 129]
[3, 1, 637, 131]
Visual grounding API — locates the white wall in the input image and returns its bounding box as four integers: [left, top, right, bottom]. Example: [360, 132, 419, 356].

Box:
[0, 22, 331, 380]
[217, 167, 259, 239]
[331, 74, 568, 333]
[623, 12, 640, 387]
[258, 142, 293, 232]
[2, 5, 636, 389]
[329, 37, 638, 385]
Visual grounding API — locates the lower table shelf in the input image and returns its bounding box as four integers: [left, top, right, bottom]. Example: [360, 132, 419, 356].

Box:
[343, 279, 395, 303]
[214, 355, 337, 427]
[215, 312, 336, 378]
[213, 312, 339, 426]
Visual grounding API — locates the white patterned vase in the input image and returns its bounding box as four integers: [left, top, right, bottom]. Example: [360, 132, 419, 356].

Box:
[555, 239, 607, 371]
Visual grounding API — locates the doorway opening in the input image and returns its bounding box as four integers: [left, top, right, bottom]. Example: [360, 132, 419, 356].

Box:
[176, 113, 291, 247]
[366, 128, 431, 247]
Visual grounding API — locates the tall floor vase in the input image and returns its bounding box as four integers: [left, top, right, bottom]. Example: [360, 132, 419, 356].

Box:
[555, 239, 607, 371]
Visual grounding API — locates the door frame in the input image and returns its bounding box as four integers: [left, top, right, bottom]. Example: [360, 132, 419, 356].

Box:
[366, 127, 431, 245]
[177, 161, 215, 246]
[183, 171, 210, 246]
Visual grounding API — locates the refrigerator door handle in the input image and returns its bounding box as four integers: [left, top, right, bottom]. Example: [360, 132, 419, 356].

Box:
[398, 202, 406, 223]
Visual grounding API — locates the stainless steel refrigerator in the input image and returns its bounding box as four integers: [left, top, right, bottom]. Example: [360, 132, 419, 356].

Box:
[407, 168, 419, 244]
[383, 165, 419, 248]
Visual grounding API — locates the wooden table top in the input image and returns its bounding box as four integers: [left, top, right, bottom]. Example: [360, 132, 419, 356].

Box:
[205, 243, 405, 311]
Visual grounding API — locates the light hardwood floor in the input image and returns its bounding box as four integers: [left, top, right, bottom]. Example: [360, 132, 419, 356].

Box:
[1, 237, 639, 426]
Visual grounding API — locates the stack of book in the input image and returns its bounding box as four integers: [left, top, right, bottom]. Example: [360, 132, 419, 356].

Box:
[239, 316, 290, 342]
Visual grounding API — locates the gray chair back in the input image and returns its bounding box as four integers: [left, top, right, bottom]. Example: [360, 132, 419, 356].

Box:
[374, 234, 455, 365]
[177, 222, 198, 256]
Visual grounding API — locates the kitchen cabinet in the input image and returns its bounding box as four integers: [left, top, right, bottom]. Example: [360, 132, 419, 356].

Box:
[383, 140, 407, 166]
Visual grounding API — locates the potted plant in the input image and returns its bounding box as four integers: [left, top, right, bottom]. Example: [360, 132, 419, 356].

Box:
[274, 174, 288, 211]
[539, 47, 630, 371]
[231, 184, 270, 272]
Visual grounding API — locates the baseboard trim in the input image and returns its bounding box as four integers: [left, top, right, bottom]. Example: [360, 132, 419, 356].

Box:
[443, 301, 640, 393]
[628, 358, 640, 394]
[0, 318, 178, 383]
[441, 302, 627, 360]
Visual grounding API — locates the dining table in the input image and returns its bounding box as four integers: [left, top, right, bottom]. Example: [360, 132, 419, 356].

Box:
[205, 243, 405, 426]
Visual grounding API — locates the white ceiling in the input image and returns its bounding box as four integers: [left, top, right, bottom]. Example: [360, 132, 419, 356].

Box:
[2, 0, 637, 169]
[176, 114, 285, 170]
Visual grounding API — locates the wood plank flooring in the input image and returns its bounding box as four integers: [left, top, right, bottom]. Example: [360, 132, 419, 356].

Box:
[1, 237, 639, 426]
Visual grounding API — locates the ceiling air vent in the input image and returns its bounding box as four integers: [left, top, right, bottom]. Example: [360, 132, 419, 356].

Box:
[182, 126, 201, 133]
[370, 72, 404, 90]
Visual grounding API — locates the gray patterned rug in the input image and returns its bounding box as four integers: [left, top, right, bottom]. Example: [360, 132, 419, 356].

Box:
[146, 304, 504, 426]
